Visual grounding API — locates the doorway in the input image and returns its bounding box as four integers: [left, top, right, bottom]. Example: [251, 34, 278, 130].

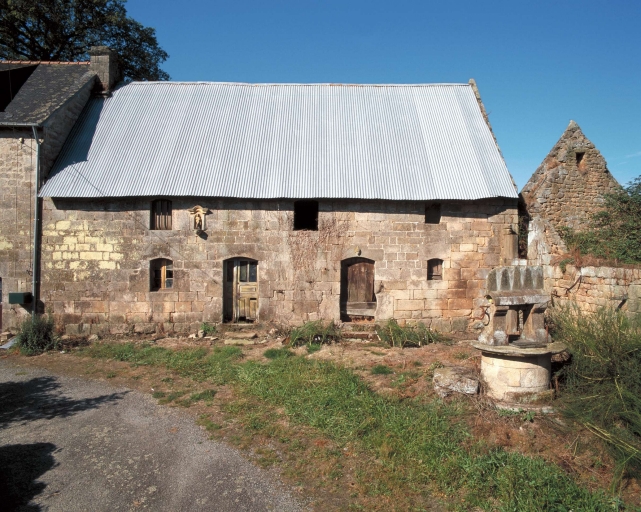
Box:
[223, 258, 258, 323]
[340, 258, 376, 321]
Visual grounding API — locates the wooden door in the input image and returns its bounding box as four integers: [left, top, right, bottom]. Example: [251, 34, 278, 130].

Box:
[341, 258, 376, 319]
[223, 259, 258, 322]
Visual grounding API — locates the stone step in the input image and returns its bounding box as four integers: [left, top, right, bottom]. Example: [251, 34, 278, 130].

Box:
[224, 331, 258, 339]
[224, 338, 256, 346]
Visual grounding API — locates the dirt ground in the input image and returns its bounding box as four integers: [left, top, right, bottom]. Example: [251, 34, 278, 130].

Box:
[4, 326, 640, 508]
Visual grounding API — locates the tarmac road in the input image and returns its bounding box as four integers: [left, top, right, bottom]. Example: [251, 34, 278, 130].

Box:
[0, 359, 304, 512]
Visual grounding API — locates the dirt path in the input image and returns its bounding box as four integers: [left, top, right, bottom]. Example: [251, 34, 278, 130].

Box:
[0, 359, 305, 512]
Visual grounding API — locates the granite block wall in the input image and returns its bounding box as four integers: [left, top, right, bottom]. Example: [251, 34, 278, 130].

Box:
[39, 197, 518, 335]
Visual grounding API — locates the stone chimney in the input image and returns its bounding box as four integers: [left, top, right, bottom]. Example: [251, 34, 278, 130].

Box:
[89, 46, 121, 94]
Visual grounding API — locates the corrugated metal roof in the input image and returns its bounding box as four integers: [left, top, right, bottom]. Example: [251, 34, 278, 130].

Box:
[40, 82, 518, 200]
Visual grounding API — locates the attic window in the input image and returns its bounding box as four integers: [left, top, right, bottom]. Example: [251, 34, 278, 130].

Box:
[151, 199, 172, 230]
[427, 259, 443, 281]
[425, 203, 441, 224]
[293, 200, 319, 231]
[576, 152, 585, 169]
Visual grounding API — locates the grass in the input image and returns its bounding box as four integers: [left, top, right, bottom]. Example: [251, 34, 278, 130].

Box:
[371, 364, 393, 375]
[375, 319, 445, 348]
[263, 348, 294, 359]
[552, 305, 641, 485]
[78, 341, 622, 510]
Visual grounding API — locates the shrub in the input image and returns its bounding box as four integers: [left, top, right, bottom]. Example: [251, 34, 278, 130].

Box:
[559, 175, 641, 264]
[16, 315, 59, 355]
[552, 305, 641, 480]
[289, 320, 341, 346]
[200, 322, 217, 336]
[375, 319, 443, 348]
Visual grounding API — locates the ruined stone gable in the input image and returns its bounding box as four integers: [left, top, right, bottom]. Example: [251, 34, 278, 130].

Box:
[521, 120, 620, 233]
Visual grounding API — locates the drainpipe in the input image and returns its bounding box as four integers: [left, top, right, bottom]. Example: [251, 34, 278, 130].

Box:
[31, 125, 41, 318]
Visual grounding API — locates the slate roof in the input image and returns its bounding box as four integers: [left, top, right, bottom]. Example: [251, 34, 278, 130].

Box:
[0, 62, 95, 126]
[41, 81, 518, 201]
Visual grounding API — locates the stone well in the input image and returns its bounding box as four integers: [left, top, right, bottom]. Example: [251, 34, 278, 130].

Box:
[472, 342, 566, 403]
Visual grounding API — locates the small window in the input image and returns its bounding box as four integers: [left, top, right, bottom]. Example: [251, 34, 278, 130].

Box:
[427, 259, 443, 281]
[151, 200, 172, 230]
[425, 203, 441, 224]
[576, 152, 585, 170]
[236, 260, 258, 283]
[293, 200, 319, 230]
[150, 258, 173, 291]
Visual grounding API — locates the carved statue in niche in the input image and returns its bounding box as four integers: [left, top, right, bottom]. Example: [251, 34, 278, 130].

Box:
[188, 205, 211, 233]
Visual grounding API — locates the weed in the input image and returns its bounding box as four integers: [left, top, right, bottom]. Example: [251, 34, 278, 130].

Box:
[197, 414, 222, 434]
[371, 364, 392, 375]
[152, 391, 166, 399]
[306, 343, 322, 354]
[497, 408, 521, 418]
[190, 389, 216, 402]
[453, 351, 470, 360]
[375, 319, 444, 348]
[290, 320, 341, 346]
[264, 348, 294, 360]
[552, 305, 641, 480]
[200, 322, 217, 336]
[522, 411, 536, 422]
[412, 361, 423, 367]
[106, 372, 117, 379]
[368, 350, 385, 356]
[16, 315, 59, 355]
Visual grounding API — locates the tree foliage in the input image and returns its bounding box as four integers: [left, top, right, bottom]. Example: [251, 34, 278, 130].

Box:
[560, 176, 641, 264]
[0, 0, 169, 81]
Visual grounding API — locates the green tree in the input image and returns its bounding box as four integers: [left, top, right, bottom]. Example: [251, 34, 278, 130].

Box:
[0, 0, 169, 81]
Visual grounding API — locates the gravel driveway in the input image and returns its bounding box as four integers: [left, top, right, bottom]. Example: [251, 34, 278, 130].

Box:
[0, 359, 304, 512]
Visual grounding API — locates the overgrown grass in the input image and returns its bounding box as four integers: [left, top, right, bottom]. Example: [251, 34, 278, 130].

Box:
[376, 319, 445, 348]
[552, 305, 641, 483]
[263, 348, 294, 360]
[16, 315, 59, 355]
[200, 322, 217, 336]
[289, 320, 341, 346]
[79, 341, 619, 510]
[371, 364, 393, 375]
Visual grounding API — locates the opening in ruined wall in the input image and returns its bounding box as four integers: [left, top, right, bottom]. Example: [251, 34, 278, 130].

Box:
[425, 203, 441, 224]
[427, 259, 443, 281]
[150, 258, 173, 291]
[517, 196, 530, 259]
[576, 151, 586, 171]
[293, 200, 319, 230]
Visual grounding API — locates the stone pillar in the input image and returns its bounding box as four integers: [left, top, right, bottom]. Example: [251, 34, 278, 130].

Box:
[89, 46, 120, 94]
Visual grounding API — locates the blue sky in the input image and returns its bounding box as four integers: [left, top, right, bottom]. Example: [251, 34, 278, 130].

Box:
[126, 0, 641, 190]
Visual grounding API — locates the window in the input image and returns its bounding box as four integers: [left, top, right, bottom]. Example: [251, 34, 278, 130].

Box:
[576, 151, 585, 170]
[237, 260, 258, 283]
[427, 259, 443, 281]
[425, 203, 441, 224]
[150, 258, 173, 291]
[293, 200, 319, 230]
[151, 200, 172, 230]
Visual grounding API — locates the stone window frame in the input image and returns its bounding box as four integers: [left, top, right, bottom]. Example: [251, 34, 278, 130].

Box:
[427, 258, 443, 281]
[150, 199, 172, 230]
[425, 203, 441, 224]
[150, 258, 174, 291]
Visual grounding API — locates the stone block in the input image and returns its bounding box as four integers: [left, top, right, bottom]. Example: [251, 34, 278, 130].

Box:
[433, 367, 479, 397]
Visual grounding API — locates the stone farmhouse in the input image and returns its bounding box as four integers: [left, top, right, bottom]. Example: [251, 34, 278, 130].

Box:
[1, 48, 524, 335]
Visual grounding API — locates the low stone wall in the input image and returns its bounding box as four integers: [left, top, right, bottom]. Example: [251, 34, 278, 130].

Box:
[549, 264, 641, 314]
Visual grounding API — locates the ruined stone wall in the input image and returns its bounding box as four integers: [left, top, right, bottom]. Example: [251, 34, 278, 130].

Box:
[39, 197, 517, 335]
[521, 121, 620, 235]
[548, 264, 641, 315]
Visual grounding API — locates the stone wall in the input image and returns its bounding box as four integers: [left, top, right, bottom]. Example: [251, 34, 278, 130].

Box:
[0, 132, 38, 330]
[39, 197, 517, 335]
[0, 76, 95, 331]
[548, 264, 641, 314]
